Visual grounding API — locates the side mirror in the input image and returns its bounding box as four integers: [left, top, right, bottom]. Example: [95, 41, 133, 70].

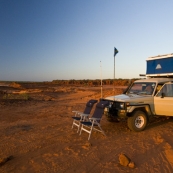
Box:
[161, 93, 165, 98]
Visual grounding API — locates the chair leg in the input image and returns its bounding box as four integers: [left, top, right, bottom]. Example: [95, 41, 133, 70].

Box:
[72, 120, 75, 129]
[72, 120, 81, 133]
[77, 123, 81, 133]
[88, 126, 93, 140]
[98, 125, 106, 136]
[72, 120, 77, 129]
[80, 122, 104, 140]
[72, 111, 78, 129]
[79, 124, 83, 135]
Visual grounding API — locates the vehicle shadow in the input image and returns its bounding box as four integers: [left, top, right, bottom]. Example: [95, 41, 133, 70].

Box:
[146, 116, 173, 131]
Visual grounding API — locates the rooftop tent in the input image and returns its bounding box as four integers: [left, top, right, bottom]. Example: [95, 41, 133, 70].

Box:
[146, 53, 173, 77]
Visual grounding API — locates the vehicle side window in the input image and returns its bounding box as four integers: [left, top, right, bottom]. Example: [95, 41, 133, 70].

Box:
[157, 84, 173, 97]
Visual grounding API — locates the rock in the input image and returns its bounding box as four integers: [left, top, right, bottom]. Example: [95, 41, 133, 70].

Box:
[128, 161, 135, 168]
[82, 142, 92, 150]
[0, 156, 13, 166]
[119, 153, 130, 166]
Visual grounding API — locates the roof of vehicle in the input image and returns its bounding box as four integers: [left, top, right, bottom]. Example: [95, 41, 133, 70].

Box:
[134, 78, 173, 83]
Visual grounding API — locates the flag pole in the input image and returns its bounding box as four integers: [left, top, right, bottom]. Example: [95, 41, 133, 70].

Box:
[113, 47, 118, 96]
[100, 61, 103, 98]
[114, 55, 115, 95]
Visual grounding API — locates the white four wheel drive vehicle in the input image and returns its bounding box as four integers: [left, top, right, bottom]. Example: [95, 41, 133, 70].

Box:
[103, 53, 173, 132]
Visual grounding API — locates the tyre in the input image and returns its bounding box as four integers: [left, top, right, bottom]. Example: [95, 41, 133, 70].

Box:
[127, 110, 147, 132]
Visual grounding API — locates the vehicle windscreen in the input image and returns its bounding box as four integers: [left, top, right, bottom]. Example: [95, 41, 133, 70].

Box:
[127, 82, 156, 95]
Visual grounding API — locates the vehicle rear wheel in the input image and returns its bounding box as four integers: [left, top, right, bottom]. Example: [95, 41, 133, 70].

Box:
[127, 110, 147, 132]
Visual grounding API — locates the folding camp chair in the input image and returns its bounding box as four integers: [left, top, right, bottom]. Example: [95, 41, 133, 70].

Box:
[72, 99, 98, 132]
[79, 100, 109, 140]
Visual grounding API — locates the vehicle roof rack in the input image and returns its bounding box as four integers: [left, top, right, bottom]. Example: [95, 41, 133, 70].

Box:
[139, 74, 146, 77]
[147, 53, 173, 60]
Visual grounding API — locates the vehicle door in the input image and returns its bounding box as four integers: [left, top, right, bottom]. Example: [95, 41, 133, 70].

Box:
[154, 83, 173, 116]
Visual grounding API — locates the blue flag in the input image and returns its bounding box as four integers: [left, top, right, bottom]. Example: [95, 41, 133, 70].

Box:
[114, 47, 118, 57]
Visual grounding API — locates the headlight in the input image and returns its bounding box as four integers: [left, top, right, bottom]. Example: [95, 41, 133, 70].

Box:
[104, 107, 108, 111]
[120, 103, 125, 109]
[126, 102, 130, 107]
[109, 102, 113, 108]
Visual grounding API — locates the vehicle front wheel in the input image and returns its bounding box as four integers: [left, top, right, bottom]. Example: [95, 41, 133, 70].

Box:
[127, 111, 147, 132]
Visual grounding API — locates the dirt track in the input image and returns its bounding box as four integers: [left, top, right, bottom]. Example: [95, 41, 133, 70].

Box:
[1, 84, 173, 173]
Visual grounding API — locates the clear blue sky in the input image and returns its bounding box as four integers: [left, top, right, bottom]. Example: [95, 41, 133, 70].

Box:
[1, 0, 173, 81]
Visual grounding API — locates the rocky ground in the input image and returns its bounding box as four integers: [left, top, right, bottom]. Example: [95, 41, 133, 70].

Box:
[1, 82, 173, 173]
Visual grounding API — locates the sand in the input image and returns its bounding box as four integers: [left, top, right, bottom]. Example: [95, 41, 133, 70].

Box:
[1, 83, 173, 173]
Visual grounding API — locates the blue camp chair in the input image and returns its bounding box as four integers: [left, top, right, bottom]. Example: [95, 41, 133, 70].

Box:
[72, 99, 98, 132]
[79, 100, 109, 140]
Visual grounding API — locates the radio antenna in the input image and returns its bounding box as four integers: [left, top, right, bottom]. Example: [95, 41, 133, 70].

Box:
[100, 61, 103, 98]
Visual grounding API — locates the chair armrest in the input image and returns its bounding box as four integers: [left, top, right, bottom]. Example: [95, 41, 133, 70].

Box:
[80, 113, 90, 121]
[89, 117, 101, 121]
[80, 113, 90, 117]
[72, 111, 83, 117]
[72, 111, 79, 113]
[77, 112, 84, 115]
[72, 111, 84, 115]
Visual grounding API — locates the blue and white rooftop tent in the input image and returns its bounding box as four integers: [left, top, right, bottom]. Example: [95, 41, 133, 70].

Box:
[146, 53, 173, 77]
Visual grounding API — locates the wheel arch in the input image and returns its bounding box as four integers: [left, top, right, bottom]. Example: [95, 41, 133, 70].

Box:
[127, 105, 152, 121]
